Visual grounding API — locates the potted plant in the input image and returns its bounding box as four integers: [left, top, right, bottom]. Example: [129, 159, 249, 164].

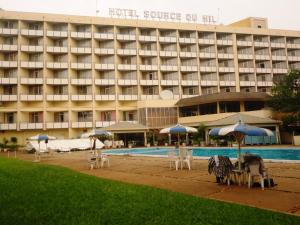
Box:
[192, 124, 206, 146]
[128, 141, 133, 148]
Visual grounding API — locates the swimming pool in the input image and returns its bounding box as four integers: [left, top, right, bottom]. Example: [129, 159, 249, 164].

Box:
[104, 147, 300, 161]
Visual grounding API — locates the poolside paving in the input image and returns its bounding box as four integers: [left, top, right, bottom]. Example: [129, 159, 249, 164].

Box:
[8, 151, 300, 216]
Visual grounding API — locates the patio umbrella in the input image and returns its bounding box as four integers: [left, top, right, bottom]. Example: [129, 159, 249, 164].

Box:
[209, 120, 273, 170]
[28, 134, 56, 162]
[160, 124, 198, 144]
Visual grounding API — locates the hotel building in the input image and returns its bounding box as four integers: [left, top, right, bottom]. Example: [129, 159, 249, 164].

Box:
[0, 10, 299, 145]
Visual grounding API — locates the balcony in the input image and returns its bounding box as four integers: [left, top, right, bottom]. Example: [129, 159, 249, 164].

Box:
[21, 45, 43, 52]
[0, 61, 18, 68]
[240, 81, 256, 87]
[139, 50, 157, 57]
[237, 41, 253, 46]
[218, 67, 235, 73]
[46, 95, 69, 101]
[0, 77, 18, 84]
[139, 35, 157, 42]
[118, 95, 138, 101]
[95, 64, 115, 71]
[71, 95, 93, 101]
[117, 49, 137, 56]
[117, 64, 137, 71]
[19, 122, 43, 130]
[20, 61, 43, 69]
[95, 121, 116, 128]
[0, 28, 18, 36]
[70, 63, 92, 70]
[256, 68, 272, 73]
[273, 68, 288, 74]
[21, 29, 43, 37]
[94, 79, 115, 86]
[180, 52, 197, 58]
[46, 30, 68, 38]
[199, 52, 216, 58]
[0, 95, 17, 101]
[71, 121, 93, 128]
[71, 47, 92, 54]
[46, 78, 68, 85]
[159, 36, 177, 43]
[0, 44, 18, 52]
[181, 80, 199, 86]
[94, 33, 114, 40]
[94, 95, 116, 101]
[160, 65, 178, 71]
[217, 40, 233, 46]
[198, 39, 215, 45]
[70, 31, 92, 39]
[219, 81, 236, 86]
[179, 38, 196, 44]
[199, 66, 217, 72]
[180, 66, 198, 72]
[46, 122, 69, 129]
[94, 48, 114, 55]
[288, 56, 300, 61]
[140, 95, 160, 100]
[200, 80, 218, 86]
[0, 123, 17, 130]
[255, 55, 270, 60]
[71, 79, 92, 85]
[116, 34, 136, 41]
[20, 78, 44, 85]
[254, 41, 269, 48]
[238, 54, 253, 60]
[139, 65, 158, 71]
[287, 43, 300, 49]
[47, 62, 69, 69]
[160, 51, 177, 57]
[46, 46, 68, 54]
[239, 68, 255, 73]
[272, 55, 287, 61]
[161, 80, 179, 86]
[20, 95, 43, 101]
[118, 80, 138, 86]
[139, 80, 159, 86]
[257, 81, 273, 87]
[218, 53, 234, 59]
[271, 42, 285, 48]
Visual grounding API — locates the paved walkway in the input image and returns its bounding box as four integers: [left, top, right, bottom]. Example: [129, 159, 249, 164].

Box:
[10, 151, 300, 216]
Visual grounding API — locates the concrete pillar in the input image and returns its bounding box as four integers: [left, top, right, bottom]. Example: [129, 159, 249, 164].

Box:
[275, 125, 281, 144]
[168, 133, 171, 145]
[240, 101, 245, 112]
[144, 132, 147, 146]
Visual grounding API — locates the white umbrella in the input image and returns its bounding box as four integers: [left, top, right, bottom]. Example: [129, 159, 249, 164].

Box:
[28, 134, 56, 162]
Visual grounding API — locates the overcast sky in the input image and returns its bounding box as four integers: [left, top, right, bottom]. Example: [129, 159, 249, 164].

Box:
[1, 0, 299, 30]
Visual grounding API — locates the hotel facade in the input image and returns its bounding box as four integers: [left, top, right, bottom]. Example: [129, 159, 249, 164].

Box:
[0, 10, 299, 145]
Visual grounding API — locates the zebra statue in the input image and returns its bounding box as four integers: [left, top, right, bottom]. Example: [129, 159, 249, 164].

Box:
[208, 155, 233, 184]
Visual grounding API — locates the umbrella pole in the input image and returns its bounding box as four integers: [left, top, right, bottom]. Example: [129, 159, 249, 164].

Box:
[177, 133, 180, 144]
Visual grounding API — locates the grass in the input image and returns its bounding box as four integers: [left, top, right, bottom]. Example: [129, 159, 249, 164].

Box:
[0, 157, 299, 225]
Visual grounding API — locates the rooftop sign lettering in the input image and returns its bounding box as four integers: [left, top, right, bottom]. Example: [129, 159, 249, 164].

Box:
[108, 8, 217, 24]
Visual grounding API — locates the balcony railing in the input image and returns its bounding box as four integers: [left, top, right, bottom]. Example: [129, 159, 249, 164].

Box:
[20, 78, 44, 85]
[0, 61, 18, 68]
[0, 123, 17, 130]
[254, 41, 269, 48]
[200, 80, 218, 86]
[20, 29, 43, 37]
[237, 40, 253, 46]
[271, 42, 285, 48]
[94, 33, 114, 40]
[199, 52, 216, 58]
[139, 50, 157, 57]
[219, 80, 236, 86]
[47, 62, 69, 69]
[159, 36, 177, 43]
[94, 64, 115, 71]
[116, 34, 136, 41]
[20, 61, 43, 68]
[160, 51, 177, 57]
[180, 52, 197, 58]
[239, 68, 255, 73]
[20, 95, 43, 101]
[70, 31, 92, 39]
[0, 77, 18, 84]
[46, 30, 68, 38]
[257, 81, 273, 87]
[71, 95, 93, 101]
[46, 122, 69, 129]
[160, 65, 178, 71]
[179, 38, 196, 44]
[180, 66, 198, 72]
[273, 68, 288, 74]
[240, 81, 256, 87]
[217, 40, 233, 46]
[181, 80, 199, 86]
[21, 45, 43, 52]
[0, 44, 18, 52]
[70, 63, 92, 70]
[71, 79, 92, 85]
[117, 64, 137, 71]
[118, 79, 138, 86]
[139, 80, 159, 86]
[255, 55, 270, 60]
[118, 94, 138, 101]
[0, 95, 18, 101]
[46, 78, 68, 85]
[199, 66, 217, 72]
[256, 68, 272, 73]
[19, 122, 43, 130]
[46, 46, 68, 53]
[272, 55, 287, 61]
[140, 95, 160, 100]
[71, 121, 93, 128]
[71, 47, 92, 54]
[95, 121, 116, 128]
[218, 67, 235, 73]
[218, 53, 234, 59]
[117, 49, 137, 56]
[161, 80, 179, 86]
[238, 54, 253, 60]
[94, 48, 114, 55]
[94, 79, 115, 85]
[0, 28, 18, 35]
[139, 65, 158, 71]
[198, 39, 215, 45]
[139, 35, 157, 42]
[46, 95, 69, 101]
[94, 95, 116, 101]
[288, 56, 300, 62]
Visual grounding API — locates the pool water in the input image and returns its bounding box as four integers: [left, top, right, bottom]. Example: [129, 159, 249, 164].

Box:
[104, 147, 300, 161]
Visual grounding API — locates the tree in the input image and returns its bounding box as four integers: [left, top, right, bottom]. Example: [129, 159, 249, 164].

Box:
[192, 124, 206, 146]
[268, 69, 300, 133]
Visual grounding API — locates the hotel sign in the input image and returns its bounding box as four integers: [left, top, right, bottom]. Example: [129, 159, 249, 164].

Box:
[108, 8, 217, 24]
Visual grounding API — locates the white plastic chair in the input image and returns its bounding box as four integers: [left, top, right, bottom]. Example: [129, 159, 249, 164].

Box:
[88, 151, 98, 170]
[179, 147, 192, 170]
[168, 150, 179, 170]
[100, 154, 110, 168]
[248, 163, 265, 190]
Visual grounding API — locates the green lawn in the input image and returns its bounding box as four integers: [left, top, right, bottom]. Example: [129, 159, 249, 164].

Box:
[0, 157, 299, 225]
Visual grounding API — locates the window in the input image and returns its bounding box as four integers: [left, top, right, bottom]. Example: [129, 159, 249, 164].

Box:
[258, 25, 262, 29]
[54, 112, 66, 122]
[225, 87, 231, 92]
[29, 112, 41, 123]
[260, 63, 265, 69]
[103, 112, 112, 121]
[5, 113, 14, 123]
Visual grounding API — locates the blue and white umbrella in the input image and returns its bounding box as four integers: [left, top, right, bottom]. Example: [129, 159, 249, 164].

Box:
[209, 121, 273, 170]
[28, 134, 56, 162]
[160, 124, 198, 144]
